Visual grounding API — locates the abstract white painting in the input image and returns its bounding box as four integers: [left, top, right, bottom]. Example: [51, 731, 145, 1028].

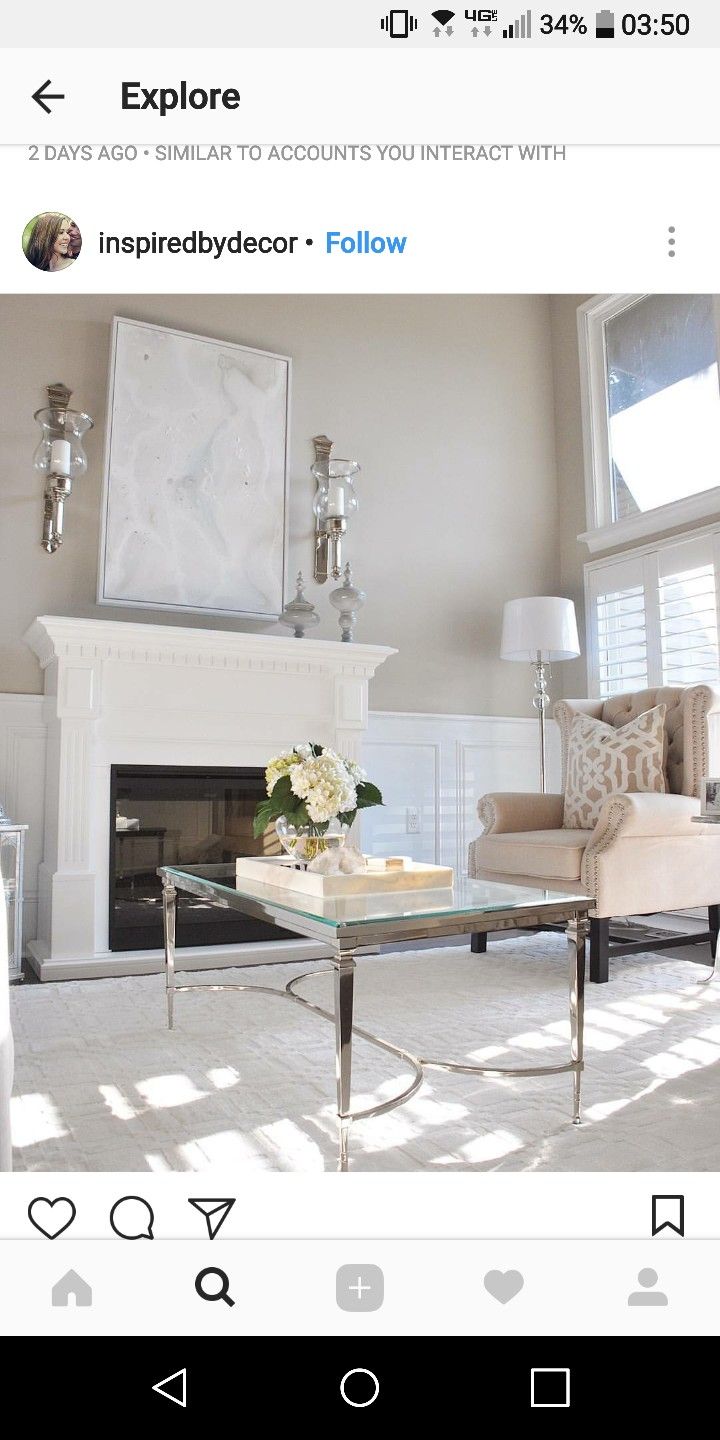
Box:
[98, 317, 290, 618]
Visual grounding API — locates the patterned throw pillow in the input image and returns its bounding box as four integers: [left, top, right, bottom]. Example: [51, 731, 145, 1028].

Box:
[563, 704, 667, 830]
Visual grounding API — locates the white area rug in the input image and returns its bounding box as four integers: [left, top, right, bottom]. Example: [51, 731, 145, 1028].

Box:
[10, 935, 720, 1172]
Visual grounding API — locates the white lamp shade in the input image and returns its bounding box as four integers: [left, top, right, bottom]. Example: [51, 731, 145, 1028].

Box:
[501, 596, 580, 662]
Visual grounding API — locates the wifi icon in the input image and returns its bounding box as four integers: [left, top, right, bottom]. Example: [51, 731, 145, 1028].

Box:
[429, 8, 452, 33]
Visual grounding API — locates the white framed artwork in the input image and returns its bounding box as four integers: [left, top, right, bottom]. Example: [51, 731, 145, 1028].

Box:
[97, 316, 291, 620]
[701, 777, 720, 818]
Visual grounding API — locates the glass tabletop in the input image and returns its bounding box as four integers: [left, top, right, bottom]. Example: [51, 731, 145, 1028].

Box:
[159, 863, 591, 933]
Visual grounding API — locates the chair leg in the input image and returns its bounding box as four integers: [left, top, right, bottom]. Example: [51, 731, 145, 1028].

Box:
[590, 918, 610, 984]
[709, 905, 720, 960]
[470, 932, 487, 954]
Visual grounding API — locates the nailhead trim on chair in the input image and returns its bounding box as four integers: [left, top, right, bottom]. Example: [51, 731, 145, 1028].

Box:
[580, 794, 631, 916]
[477, 797, 497, 836]
[686, 684, 714, 797]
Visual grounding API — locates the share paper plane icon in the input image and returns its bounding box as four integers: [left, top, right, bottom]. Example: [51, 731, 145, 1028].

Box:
[152, 1368, 187, 1408]
[188, 1197, 236, 1239]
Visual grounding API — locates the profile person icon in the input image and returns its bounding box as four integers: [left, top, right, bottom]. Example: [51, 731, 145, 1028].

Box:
[22, 212, 82, 272]
[627, 1268, 668, 1307]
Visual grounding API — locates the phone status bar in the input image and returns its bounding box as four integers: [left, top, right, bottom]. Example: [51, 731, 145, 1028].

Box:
[379, 9, 694, 43]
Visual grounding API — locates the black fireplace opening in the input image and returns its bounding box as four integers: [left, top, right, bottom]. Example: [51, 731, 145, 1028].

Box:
[109, 765, 297, 952]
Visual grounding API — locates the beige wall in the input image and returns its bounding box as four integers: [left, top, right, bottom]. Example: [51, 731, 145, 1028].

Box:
[0, 293, 562, 714]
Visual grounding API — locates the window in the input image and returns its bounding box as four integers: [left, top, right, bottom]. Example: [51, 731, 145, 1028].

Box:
[586, 527, 720, 698]
[578, 294, 720, 551]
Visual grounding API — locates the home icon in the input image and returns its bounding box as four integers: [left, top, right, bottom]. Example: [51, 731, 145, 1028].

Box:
[51, 1270, 92, 1308]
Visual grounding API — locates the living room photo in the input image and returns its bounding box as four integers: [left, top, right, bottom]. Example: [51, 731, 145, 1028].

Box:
[1, 290, 719, 1175]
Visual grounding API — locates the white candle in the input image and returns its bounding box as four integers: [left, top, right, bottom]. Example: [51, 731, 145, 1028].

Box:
[327, 480, 346, 517]
[50, 438, 72, 475]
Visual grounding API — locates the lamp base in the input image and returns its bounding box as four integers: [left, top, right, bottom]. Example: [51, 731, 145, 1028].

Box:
[531, 656, 551, 794]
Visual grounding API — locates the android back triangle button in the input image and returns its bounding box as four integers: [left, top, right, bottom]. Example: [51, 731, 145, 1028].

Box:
[152, 1369, 187, 1408]
[188, 1198, 236, 1239]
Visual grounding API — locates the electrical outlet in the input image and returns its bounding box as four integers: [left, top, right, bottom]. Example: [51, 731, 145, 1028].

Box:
[406, 806, 421, 834]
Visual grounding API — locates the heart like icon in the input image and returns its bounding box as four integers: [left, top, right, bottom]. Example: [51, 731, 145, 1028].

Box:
[483, 1269, 524, 1304]
[28, 1196, 77, 1239]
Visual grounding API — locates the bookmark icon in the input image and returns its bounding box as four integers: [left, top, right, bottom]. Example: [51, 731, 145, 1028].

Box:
[651, 1194, 685, 1237]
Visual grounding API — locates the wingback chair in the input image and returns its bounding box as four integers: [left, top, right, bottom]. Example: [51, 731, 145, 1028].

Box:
[468, 685, 720, 983]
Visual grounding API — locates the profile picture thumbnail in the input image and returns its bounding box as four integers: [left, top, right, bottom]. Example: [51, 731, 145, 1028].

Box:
[22, 212, 82, 273]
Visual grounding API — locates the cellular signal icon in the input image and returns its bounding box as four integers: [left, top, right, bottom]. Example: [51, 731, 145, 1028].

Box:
[502, 7, 531, 38]
[380, 9, 419, 35]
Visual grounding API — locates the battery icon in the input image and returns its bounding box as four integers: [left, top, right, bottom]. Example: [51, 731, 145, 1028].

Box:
[595, 9, 615, 37]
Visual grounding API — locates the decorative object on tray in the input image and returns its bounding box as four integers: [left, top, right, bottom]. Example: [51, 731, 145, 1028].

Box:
[701, 776, 720, 817]
[235, 853, 454, 897]
[278, 571, 321, 638]
[98, 317, 291, 620]
[307, 842, 367, 875]
[330, 563, 366, 643]
[312, 434, 360, 583]
[253, 742, 382, 870]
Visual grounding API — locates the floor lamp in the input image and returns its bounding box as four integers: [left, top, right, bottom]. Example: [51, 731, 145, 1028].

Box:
[501, 596, 581, 793]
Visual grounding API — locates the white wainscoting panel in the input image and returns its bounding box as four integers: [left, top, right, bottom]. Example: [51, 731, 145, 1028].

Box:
[361, 711, 561, 877]
[0, 695, 47, 944]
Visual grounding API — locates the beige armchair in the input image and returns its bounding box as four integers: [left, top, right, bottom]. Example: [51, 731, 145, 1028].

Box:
[468, 685, 720, 982]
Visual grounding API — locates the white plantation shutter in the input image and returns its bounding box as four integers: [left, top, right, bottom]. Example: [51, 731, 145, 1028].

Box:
[596, 583, 649, 697]
[587, 555, 649, 698]
[658, 535, 720, 686]
[586, 527, 720, 696]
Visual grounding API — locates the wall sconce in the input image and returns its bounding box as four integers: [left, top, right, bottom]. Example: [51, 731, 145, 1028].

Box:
[34, 383, 93, 554]
[312, 433, 360, 583]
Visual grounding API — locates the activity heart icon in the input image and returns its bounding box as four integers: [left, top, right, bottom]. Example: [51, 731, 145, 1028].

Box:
[483, 1269, 524, 1304]
[28, 1196, 77, 1239]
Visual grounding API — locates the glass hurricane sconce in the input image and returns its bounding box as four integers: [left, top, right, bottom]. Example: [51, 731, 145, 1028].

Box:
[34, 382, 93, 554]
[312, 433, 360, 583]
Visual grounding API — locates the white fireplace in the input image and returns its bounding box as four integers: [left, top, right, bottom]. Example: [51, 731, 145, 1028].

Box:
[24, 616, 395, 981]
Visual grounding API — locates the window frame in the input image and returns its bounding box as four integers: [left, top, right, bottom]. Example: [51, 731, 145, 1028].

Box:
[584, 521, 720, 697]
[577, 293, 720, 553]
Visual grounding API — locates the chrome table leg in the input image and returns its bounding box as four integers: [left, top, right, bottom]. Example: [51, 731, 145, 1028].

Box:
[334, 958, 356, 1172]
[162, 877, 177, 1030]
[567, 913, 588, 1125]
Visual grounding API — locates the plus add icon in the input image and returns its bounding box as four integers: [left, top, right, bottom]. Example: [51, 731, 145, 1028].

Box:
[349, 1274, 372, 1301]
[335, 1263, 385, 1312]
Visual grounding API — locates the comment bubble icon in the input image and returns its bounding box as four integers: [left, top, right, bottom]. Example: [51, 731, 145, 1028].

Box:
[109, 1195, 155, 1240]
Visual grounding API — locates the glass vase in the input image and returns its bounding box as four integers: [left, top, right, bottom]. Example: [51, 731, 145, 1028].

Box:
[275, 816, 348, 864]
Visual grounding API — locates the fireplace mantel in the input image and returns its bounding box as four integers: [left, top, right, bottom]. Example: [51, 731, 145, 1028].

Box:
[24, 616, 396, 980]
[25, 615, 395, 679]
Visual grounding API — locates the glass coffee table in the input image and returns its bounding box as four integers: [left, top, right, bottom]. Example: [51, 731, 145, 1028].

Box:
[158, 863, 592, 1171]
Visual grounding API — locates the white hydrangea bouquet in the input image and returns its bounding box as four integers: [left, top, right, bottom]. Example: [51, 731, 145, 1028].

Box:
[253, 742, 383, 863]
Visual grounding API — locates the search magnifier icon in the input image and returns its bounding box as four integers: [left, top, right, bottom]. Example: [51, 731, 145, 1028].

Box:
[195, 1266, 235, 1307]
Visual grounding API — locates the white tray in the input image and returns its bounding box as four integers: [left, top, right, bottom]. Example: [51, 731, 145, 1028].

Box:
[235, 856, 454, 898]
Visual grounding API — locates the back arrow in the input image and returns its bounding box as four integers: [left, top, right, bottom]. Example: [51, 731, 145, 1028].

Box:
[152, 1369, 187, 1408]
[32, 80, 65, 114]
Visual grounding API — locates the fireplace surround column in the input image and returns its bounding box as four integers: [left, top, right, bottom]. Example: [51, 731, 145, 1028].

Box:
[36, 653, 100, 962]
